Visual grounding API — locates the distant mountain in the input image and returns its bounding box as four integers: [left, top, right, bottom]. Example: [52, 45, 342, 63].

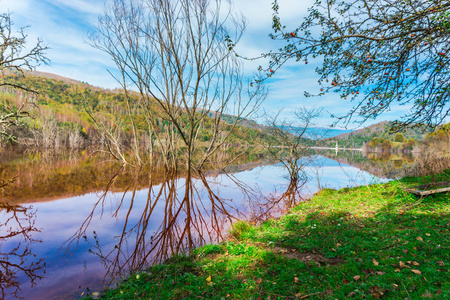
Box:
[283, 127, 353, 140]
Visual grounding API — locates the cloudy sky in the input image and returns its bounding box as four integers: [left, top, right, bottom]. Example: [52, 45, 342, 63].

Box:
[1, 0, 403, 128]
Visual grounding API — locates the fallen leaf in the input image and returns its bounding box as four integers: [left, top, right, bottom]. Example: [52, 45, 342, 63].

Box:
[403, 249, 408, 254]
[206, 276, 212, 282]
[256, 278, 262, 284]
[412, 261, 419, 266]
[425, 233, 431, 236]
[369, 286, 384, 299]
[437, 289, 442, 295]
[343, 279, 350, 284]
[294, 277, 299, 283]
[436, 260, 444, 266]
[353, 275, 361, 281]
[417, 237, 423, 242]
[394, 268, 401, 272]
[411, 269, 422, 275]
[393, 284, 399, 288]
[422, 291, 432, 298]
[336, 243, 342, 247]
[375, 271, 385, 275]
[347, 291, 356, 297]
[372, 259, 379, 266]
[295, 293, 302, 297]
[399, 261, 406, 269]
[257, 297, 262, 300]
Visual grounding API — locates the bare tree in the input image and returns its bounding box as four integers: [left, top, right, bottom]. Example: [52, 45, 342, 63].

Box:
[263, 108, 323, 207]
[89, 0, 266, 170]
[0, 12, 48, 141]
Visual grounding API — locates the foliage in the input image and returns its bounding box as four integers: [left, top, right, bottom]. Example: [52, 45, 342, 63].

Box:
[88, 174, 450, 299]
[266, 0, 450, 129]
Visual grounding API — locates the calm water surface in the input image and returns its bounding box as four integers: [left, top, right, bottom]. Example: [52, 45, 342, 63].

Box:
[0, 151, 415, 299]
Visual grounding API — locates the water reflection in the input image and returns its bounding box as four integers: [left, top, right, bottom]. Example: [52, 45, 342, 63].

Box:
[0, 202, 44, 299]
[0, 152, 391, 299]
[64, 168, 247, 284]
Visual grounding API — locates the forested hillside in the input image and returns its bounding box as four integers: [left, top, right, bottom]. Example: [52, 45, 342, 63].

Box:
[317, 121, 431, 149]
[0, 69, 271, 150]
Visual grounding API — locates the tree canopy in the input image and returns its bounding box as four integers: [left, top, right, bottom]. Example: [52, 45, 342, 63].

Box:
[265, 0, 450, 129]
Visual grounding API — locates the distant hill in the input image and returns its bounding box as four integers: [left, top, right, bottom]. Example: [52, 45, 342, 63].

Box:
[0, 69, 272, 148]
[317, 121, 431, 148]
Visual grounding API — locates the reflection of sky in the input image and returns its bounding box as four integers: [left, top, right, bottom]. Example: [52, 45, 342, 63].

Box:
[2, 156, 387, 299]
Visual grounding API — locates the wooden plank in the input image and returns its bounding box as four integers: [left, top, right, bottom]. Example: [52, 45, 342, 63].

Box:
[407, 182, 450, 196]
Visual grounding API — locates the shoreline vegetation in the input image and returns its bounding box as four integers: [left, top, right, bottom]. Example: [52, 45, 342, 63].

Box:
[86, 173, 449, 300]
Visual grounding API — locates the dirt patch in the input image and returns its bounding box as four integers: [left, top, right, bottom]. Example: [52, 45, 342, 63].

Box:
[272, 246, 345, 266]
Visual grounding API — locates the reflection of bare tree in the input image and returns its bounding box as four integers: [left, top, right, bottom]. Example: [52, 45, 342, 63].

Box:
[65, 168, 242, 283]
[0, 202, 44, 299]
[253, 108, 323, 220]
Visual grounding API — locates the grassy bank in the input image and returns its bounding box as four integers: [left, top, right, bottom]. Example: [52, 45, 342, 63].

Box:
[90, 174, 449, 299]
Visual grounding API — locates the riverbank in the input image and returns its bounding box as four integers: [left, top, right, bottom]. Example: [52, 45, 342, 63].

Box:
[88, 173, 449, 299]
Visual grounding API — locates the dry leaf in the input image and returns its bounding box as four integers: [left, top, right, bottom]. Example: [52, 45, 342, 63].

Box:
[294, 277, 299, 283]
[411, 269, 422, 275]
[369, 286, 384, 299]
[399, 261, 406, 269]
[412, 261, 419, 266]
[425, 233, 431, 236]
[343, 279, 350, 284]
[347, 291, 356, 297]
[295, 293, 302, 297]
[437, 260, 444, 266]
[336, 243, 342, 247]
[394, 268, 401, 272]
[422, 291, 432, 298]
[403, 249, 408, 254]
[375, 271, 385, 275]
[353, 275, 361, 281]
[256, 278, 262, 284]
[372, 259, 379, 266]
[206, 276, 212, 282]
[417, 237, 423, 242]
[437, 289, 442, 295]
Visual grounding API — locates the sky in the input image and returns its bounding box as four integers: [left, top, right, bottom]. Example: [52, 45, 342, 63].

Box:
[1, 0, 404, 129]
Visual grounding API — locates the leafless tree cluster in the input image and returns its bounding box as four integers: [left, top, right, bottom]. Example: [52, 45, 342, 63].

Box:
[89, 0, 266, 170]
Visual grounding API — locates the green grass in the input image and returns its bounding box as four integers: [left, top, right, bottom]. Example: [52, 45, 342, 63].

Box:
[89, 174, 449, 299]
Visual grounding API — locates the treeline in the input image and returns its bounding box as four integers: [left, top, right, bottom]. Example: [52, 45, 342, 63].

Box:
[0, 72, 270, 151]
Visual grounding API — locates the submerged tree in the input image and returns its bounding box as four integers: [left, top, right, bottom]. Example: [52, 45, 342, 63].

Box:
[0, 12, 48, 140]
[265, 0, 450, 129]
[262, 108, 323, 211]
[90, 0, 266, 168]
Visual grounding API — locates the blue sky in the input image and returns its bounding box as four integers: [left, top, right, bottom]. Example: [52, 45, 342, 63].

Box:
[1, 0, 405, 129]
